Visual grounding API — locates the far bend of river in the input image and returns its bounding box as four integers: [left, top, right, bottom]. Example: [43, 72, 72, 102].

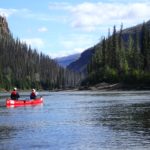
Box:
[0, 91, 150, 150]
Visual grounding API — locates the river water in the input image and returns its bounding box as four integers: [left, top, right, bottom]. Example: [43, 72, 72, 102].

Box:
[0, 91, 150, 150]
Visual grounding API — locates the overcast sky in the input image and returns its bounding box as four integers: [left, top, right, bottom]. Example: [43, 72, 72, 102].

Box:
[0, 0, 150, 58]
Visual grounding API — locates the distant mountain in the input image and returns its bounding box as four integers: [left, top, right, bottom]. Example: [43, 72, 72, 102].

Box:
[67, 20, 150, 74]
[67, 47, 95, 73]
[55, 53, 80, 68]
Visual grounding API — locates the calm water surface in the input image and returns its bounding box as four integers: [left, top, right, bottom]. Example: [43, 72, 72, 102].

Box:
[0, 91, 150, 150]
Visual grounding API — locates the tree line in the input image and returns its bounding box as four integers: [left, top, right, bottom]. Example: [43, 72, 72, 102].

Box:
[82, 22, 150, 86]
[0, 16, 82, 90]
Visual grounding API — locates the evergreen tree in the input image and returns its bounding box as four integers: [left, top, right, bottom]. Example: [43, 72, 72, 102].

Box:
[84, 21, 150, 86]
[141, 22, 149, 70]
[111, 25, 118, 69]
[0, 16, 82, 90]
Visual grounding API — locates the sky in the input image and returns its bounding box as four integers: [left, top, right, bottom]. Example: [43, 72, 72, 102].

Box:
[0, 0, 150, 58]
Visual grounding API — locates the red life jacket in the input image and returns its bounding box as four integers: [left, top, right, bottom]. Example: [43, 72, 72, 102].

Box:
[11, 91, 17, 96]
[31, 92, 36, 97]
[11, 90, 19, 100]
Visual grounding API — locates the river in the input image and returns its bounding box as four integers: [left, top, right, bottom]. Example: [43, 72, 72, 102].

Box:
[0, 91, 150, 150]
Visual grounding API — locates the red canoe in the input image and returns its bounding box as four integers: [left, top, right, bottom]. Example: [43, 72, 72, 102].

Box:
[6, 97, 43, 107]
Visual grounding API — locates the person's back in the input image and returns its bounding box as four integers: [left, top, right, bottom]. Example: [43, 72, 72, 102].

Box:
[11, 87, 20, 100]
[30, 89, 37, 99]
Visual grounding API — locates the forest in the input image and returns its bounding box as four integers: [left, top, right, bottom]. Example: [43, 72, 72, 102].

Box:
[1, 14, 150, 91]
[0, 16, 82, 90]
[82, 22, 150, 87]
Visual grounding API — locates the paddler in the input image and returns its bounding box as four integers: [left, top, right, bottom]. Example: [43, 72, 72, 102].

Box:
[30, 89, 37, 99]
[10, 87, 20, 100]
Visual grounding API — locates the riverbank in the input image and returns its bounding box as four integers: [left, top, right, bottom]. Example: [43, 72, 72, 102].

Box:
[78, 82, 150, 91]
[1, 82, 150, 93]
[48, 82, 150, 92]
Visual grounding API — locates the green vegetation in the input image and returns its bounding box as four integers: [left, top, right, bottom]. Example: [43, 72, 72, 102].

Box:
[1, 15, 150, 91]
[83, 22, 150, 87]
[0, 16, 82, 90]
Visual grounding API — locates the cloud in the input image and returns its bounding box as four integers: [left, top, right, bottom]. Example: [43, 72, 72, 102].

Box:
[49, 50, 71, 58]
[49, 48, 82, 59]
[38, 27, 48, 32]
[47, 1, 150, 32]
[57, 34, 98, 56]
[70, 2, 150, 31]
[48, 2, 72, 10]
[0, 8, 17, 17]
[47, 33, 98, 58]
[0, 7, 61, 22]
[21, 38, 44, 49]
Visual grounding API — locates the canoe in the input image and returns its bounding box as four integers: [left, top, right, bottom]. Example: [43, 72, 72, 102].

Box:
[6, 97, 43, 107]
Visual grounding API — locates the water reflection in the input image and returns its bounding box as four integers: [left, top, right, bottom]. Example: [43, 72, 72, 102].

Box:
[0, 125, 17, 140]
[92, 102, 150, 134]
[0, 91, 150, 150]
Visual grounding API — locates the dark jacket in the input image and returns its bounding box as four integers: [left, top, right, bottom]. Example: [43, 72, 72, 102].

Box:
[11, 90, 20, 100]
[30, 92, 37, 99]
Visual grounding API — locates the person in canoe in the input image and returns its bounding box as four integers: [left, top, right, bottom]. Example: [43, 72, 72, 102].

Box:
[30, 89, 37, 99]
[11, 87, 20, 100]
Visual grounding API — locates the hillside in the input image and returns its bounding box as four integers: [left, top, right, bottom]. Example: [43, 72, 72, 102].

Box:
[67, 47, 95, 73]
[0, 16, 82, 90]
[67, 20, 150, 74]
[0, 16, 10, 35]
[81, 20, 150, 86]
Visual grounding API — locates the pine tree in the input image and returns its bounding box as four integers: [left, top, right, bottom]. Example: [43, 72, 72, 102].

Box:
[141, 22, 148, 70]
[111, 25, 118, 69]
